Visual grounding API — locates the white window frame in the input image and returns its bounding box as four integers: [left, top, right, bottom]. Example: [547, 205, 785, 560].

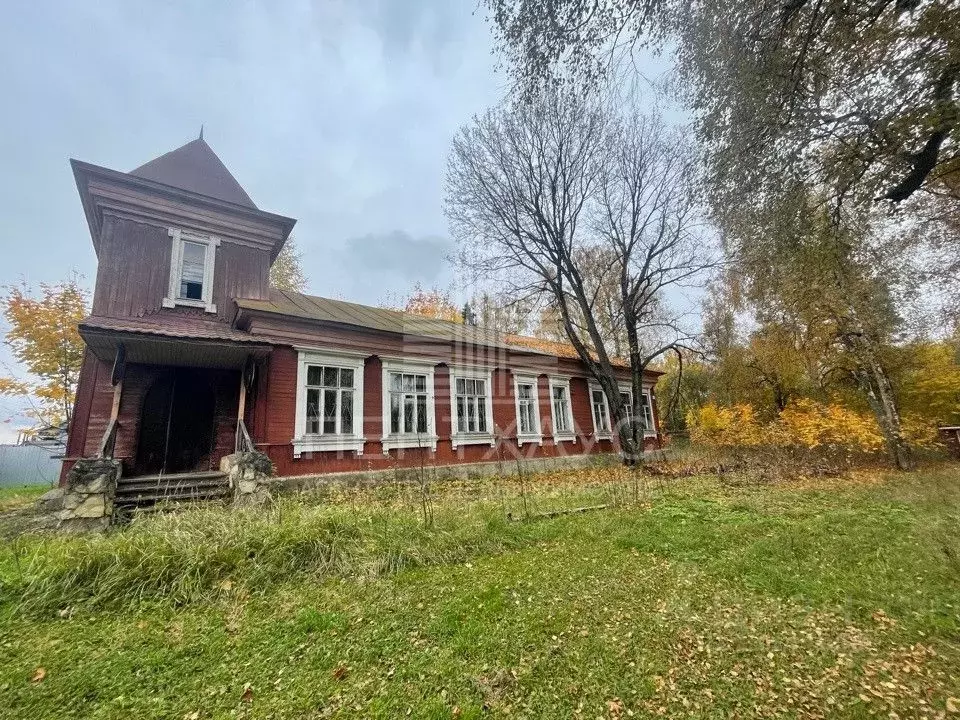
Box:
[381, 357, 438, 452]
[612, 383, 658, 438]
[162, 228, 219, 314]
[449, 365, 496, 449]
[292, 348, 366, 457]
[588, 381, 613, 440]
[548, 376, 576, 443]
[512, 372, 542, 445]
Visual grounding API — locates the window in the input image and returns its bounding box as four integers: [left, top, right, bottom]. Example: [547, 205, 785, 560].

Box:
[548, 377, 575, 441]
[163, 228, 219, 313]
[640, 390, 656, 433]
[305, 366, 355, 435]
[293, 349, 365, 456]
[615, 385, 657, 436]
[389, 373, 429, 435]
[590, 386, 612, 437]
[449, 367, 495, 448]
[381, 359, 437, 451]
[513, 374, 542, 444]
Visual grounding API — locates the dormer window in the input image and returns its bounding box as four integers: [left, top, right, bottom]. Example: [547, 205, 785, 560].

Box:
[162, 228, 219, 313]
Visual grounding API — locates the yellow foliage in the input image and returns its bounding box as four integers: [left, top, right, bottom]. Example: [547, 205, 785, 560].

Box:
[688, 399, 885, 454]
[1, 277, 89, 427]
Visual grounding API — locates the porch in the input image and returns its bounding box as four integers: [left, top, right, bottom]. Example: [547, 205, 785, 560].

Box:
[75, 322, 272, 480]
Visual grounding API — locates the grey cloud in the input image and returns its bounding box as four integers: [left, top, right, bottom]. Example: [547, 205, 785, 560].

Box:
[344, 230, 452, 282]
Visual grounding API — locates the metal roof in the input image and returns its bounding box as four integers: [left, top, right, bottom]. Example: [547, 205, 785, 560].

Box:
[235, 289, 641, 369]
[130, 138, 257, 209]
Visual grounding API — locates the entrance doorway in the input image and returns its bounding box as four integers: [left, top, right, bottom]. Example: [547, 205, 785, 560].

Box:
[134, 369, 216, 475]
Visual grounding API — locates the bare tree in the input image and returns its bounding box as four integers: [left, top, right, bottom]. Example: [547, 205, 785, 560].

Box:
[446, 89, 713, 461]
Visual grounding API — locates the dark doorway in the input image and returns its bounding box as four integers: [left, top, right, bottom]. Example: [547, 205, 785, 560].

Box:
[134, 369, 216, 475]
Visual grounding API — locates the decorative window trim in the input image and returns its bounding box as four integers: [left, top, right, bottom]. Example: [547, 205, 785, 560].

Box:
[449, 365, 495, 449]
[548, 376, 577, 443]
[612, 383, 657, 437]
[380, 358, 438, 452]
[588, 381, 614, 440]
[162, 228, 220, 313]
[292, 349, 366, 457]
[512, 372, 543, 445]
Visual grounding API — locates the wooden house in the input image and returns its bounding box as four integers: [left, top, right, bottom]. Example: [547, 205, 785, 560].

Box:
[62, 137, 662, 500]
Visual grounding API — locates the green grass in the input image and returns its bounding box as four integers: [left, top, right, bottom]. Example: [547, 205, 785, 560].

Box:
[0, 484, 49, 512]
[0, 466, 958, 718]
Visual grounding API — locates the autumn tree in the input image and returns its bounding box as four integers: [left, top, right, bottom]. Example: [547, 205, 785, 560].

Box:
[269, 238, 308, 292]
[446, 89, 712, 461]
[399, 284, 463, 323]
[485, 0, 960, 208]
[0, 277, 89, 428]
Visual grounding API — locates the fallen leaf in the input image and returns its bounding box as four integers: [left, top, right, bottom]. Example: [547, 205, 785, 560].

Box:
[30, 667, 46, 684]
[332, 665, 348, 681]
[947, 697, 959, 714]
[240, 683, 253, 703]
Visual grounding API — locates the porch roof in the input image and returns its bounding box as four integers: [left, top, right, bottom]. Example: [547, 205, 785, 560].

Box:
[79, 315, 272, 369]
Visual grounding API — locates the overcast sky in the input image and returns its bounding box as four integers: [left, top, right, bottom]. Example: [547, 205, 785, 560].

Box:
[0, 0, 510, 439]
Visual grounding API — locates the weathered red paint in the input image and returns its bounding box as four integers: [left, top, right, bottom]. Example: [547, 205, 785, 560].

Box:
[62, 140, 663, 485]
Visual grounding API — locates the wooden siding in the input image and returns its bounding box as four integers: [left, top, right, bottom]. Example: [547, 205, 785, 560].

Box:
[91, 214, 270, 324]
[252, 346, 657, 478]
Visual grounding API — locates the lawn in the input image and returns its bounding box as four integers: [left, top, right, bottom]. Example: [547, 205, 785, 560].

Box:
[0, 464, 958, 718]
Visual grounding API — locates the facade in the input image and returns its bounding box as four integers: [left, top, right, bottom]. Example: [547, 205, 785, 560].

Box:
[61, 137, 662, 485]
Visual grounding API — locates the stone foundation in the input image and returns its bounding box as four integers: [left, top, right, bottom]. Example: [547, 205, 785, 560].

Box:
[272, 451, 622, 494]
[221, 451, 274, 506]
[57, 458, 121, 532]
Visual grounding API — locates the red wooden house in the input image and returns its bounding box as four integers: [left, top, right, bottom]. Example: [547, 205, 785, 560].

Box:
[62, 137, 662, 497]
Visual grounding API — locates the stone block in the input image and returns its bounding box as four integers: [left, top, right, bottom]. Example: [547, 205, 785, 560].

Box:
[71, 494, 106, 518]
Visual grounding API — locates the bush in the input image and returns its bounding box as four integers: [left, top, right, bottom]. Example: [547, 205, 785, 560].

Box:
[687, 399, 888, 478]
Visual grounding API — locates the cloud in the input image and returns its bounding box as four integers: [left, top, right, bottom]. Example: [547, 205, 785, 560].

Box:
[343, 230, 452, 284]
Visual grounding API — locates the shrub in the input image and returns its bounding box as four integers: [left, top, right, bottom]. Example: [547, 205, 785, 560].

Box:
[688, 399, 889, 478]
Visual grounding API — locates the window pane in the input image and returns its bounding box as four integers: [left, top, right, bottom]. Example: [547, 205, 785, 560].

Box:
[391, 373, 402, 392]
[456, 378, 466, 394]
[306, 388, 320, 434]
[404, 395, 415, 433]
[518, 383, 532, 400]
[181, 242, 205, 281]
[475, 379, 485, 395]
[415, 375, 426, 392]
[339, 368, 354, 388]
[466, 396, 476, 431]
[403, 375, 415, 392]
[323, 389, 337, 434]
[341, 390, 353, 435]
[307, 366, 322, 386]
[416, 394, 428, 433]
[457, 396, 466, 433]
[478, 397, 487, 433]
[179, 242, 205, 299]
[322, 367, 338, 387]
[390, 394, 400, 434]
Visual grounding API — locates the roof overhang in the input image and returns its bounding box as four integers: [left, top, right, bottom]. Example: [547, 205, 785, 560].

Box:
[80, 326, 273, 369]
[70, 159, 296, 261]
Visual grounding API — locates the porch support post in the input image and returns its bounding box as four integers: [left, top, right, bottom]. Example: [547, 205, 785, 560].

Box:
[235, 356, 254, 453]
[98, 343, 126, 459]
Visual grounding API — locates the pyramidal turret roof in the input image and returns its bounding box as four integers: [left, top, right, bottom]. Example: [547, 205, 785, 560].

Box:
[130, 137, 257, 209]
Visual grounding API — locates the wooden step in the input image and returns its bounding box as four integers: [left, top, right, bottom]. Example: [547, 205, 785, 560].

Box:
[114, 470, 230, 510]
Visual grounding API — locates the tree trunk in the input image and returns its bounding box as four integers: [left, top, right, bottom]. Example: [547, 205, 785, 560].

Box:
[844, 332, 914, 471]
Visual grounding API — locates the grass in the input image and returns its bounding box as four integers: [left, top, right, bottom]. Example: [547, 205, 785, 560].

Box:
[0, 485, 49, 513]
[0, 465, 958, 718]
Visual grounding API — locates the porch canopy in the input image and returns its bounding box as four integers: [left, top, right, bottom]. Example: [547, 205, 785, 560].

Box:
[79, 316, 272, 369]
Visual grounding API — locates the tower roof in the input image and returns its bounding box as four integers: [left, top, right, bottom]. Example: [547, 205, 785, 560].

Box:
[130, 137, 257, 209]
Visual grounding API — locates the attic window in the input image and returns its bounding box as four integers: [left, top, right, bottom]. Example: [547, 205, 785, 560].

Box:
[162, 228, 219, 313]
